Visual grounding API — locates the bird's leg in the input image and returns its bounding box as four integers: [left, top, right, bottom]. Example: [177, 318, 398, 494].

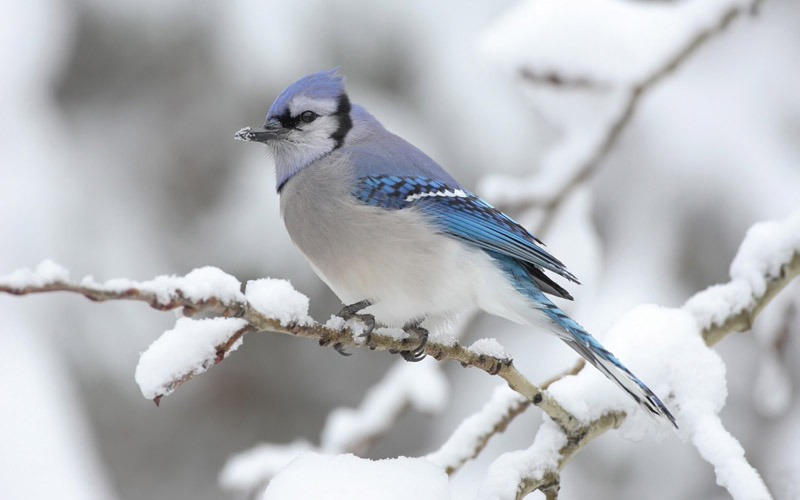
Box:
[400, 319, 429, 362]
[337, 299, 372, 319]
[334, 299, 377, 355]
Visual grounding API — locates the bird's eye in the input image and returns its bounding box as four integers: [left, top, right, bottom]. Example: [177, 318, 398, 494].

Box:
[300, 111, 317, 123]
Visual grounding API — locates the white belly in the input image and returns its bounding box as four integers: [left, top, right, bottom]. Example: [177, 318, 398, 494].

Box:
[279, 157, 534, 327]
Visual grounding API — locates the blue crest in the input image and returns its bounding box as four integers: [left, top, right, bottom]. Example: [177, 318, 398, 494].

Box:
[267, 69, 346, 120]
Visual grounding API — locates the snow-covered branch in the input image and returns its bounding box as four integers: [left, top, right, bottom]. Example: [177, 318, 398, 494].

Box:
[427, 385, 529, 475]
[691, 252, 800, 346]
[427, 360, 585, 476]
[475, 210, 800, 500]
[3, 208, 796, 500]
[0, 262, 582, 432]
[2, 207, 797, 500]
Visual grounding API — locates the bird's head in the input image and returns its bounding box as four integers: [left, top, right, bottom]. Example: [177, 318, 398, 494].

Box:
[236, 69, 353, 191]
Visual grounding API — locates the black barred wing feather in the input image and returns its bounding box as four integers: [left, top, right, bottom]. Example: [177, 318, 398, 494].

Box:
[352, 175, 579, 285]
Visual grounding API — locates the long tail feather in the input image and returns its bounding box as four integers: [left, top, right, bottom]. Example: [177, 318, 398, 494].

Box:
[492, 253, 677, 427]
[540, 301, 677, 428]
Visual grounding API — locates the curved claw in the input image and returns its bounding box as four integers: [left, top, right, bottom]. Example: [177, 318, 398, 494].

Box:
[400, 324, 429, 362]
[400, 349, 426, 362]
[333, 342, 352, 356]
[355, 313, 376, 338]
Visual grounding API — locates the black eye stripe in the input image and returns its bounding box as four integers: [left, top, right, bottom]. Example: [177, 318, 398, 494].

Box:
[276, 110, 319, 129]
[276, 110, 299, 129]
[274, 95, 351, 144]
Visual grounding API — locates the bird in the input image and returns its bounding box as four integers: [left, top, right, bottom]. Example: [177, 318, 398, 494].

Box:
[235, 69, 676, 427]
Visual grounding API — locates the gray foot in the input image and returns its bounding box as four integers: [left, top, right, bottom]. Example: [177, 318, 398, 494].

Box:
[334, 299, 377, 355]
[400, 321, 429, 362]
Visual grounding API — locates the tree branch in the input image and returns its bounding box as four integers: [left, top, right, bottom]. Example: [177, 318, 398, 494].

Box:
[0, 269, 582, 432]
[429, 359, 586, 475]
[701, 252, 800, 346]
[494, 244, 798, 499]
[492, 0, 762, 237]
[439, 2, 768, 495]
[515, 412, 625, 500]
[2, 224, 794, 500]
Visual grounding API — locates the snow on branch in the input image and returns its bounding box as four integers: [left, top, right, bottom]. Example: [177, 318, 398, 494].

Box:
[219, 314, 482, 497]
[2, 214, 795, 500]
[0, 262, 581, 432]
[441, 214, 800, 494]
[427, 360, 585, 476]
[474, 209, 800, 500]
[2, 219, 795, 500]
[477, 0, 762, 235]
[258, 452, 450, 500]
[3, 208, 796, 500]
[687, 210, 800, 345]
[135, 317, 252, 403]
[427, 384, 529, 475]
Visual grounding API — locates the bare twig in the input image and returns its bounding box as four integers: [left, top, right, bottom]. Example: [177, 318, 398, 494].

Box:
[519, 69, 602, 90]
[540, 359, 586, 391]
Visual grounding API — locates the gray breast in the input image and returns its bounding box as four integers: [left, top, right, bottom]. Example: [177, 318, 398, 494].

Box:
[278, 153, 457, 311]
[279, 153, 361, 265]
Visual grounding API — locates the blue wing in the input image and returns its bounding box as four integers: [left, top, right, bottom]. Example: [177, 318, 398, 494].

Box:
[352, 175, 579, 286]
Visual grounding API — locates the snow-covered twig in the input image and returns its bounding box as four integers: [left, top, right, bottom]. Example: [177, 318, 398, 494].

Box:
[695, 252, 800, 346]
[221, 317, 476, 497]
[3, 209, 795, 500]
[427, 385, 529, 475]
[0, 262, 581, 432]
[444, 244, 800, 484]
[490, 414, 624, 500]
[428, 359, 585, 476]
[480, 210, 800, 500]
[319, 311, 478, 455]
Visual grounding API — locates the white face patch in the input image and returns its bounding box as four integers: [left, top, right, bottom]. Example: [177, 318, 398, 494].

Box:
[404, 188, 468, 202]
[269, 112, 341, 188]
[288, 95, 339, 117]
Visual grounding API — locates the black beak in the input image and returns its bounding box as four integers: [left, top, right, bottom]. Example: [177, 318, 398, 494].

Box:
[234, 118, 284, 144]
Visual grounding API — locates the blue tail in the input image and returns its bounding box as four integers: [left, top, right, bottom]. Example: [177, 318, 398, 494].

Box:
[494, 253, 677, 428]
[539, 300, 677, 428]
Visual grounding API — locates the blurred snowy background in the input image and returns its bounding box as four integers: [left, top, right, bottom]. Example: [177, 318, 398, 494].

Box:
[2, 0, 799, 499]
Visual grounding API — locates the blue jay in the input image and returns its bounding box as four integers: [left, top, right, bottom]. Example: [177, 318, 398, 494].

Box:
[236, 69, 676, 427]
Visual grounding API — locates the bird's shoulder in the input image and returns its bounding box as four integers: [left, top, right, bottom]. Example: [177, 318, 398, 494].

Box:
[340, 114, 459, 186]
